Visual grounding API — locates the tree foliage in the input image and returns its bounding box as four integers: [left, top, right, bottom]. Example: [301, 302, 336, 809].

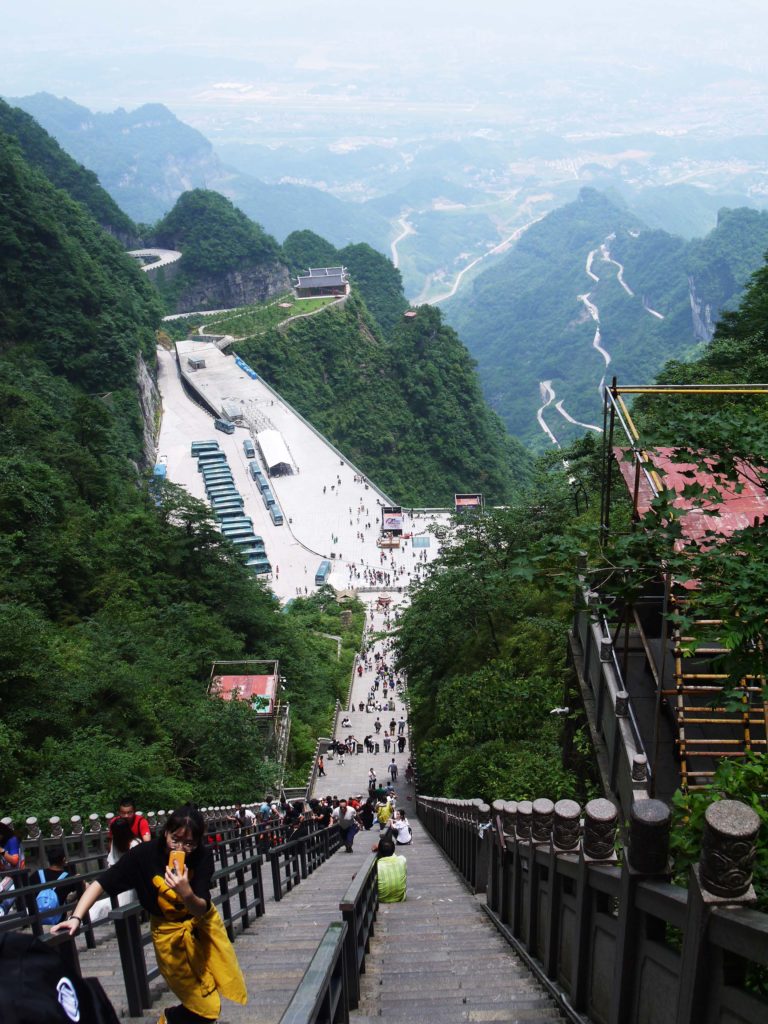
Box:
[236, 296, 531, 505]
[396, 453, 604, 802]
[151, 188, 281, 276]
[0, 132, 361, 819]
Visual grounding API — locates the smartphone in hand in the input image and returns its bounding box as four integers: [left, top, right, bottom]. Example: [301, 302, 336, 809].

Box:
[169, 850, 186, 876]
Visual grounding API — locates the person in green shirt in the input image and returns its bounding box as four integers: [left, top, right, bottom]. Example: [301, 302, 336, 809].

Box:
[375, 836, 407, 903]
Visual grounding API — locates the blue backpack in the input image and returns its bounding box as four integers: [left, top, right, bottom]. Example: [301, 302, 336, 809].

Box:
[36, 869, 67, 924]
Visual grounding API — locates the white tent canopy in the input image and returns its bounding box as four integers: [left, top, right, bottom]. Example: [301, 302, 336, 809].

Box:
[257, 429, 294, 476]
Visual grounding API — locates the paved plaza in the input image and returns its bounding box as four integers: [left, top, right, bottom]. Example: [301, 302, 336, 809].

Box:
[157, 342, 449, 603]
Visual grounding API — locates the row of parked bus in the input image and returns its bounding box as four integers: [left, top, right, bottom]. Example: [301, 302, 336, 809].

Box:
[248, 461, 284, 526]
[191, 440, 272, 575]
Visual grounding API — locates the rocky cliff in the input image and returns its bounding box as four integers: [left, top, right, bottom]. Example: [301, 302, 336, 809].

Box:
[171, 260, 292, 313]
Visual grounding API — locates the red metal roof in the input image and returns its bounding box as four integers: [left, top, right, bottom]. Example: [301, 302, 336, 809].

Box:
[615, 446, 768, 546]
[212, 674, 276, 713]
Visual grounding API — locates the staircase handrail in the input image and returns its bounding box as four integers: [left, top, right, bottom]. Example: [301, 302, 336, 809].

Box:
[418, 793, 766, 1024]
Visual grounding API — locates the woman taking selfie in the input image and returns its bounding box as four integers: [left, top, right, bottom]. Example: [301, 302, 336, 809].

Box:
[52, 805, 247, 1023]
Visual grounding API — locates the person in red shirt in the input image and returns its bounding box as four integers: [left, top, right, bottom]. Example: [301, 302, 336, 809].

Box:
[110, 797, 152, 843]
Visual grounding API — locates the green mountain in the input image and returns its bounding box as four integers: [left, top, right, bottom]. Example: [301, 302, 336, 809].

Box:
[149, 189, 291, 312]
[0, 97, 136, 242]
[283, 230, 409, 333]
[0, 128, 359, 816]
[9, 92, 392, 249]
[232, 295, 531, 506]
[444, 188, 768, 448]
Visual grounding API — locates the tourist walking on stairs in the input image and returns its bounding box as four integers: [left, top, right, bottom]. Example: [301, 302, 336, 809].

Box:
[332, 799, 359, 853]
[52, 805, 247, 1024]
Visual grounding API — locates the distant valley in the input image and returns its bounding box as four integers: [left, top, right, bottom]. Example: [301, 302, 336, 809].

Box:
[7, 91, 768, 455]
[444, 190, 768, 448]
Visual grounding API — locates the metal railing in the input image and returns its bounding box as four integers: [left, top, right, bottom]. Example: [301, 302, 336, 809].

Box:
[572, 582, 652, 818]
[269, 824, 342, 901]
[418, 794, 768, 1024]
[338, 853, 378, 1010]
[279, 852, 379, 1022]
[280, 921, 349, 1024]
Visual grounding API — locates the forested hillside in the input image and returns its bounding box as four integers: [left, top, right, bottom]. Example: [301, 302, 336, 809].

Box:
[445, 188, 768, 447]
[0, 129, 360, 817]
[149, 189, 291, 312]
[0, 98, 137, 242]
[400, 243, 768, 862]
[233, 296, 531, 506]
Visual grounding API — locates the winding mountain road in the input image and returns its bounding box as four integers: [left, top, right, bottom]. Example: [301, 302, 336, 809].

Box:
[536, 380, 561, 446]
[428, 216, 545, 305]
[128, 247, 182, 271]
[390, 215, 415, 269]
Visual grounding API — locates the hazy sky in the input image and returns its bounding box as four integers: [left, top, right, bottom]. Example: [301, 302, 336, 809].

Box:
[4, 1, 768, 136]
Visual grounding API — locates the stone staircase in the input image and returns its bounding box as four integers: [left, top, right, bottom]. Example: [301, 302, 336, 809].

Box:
[351, 813, 563, 1024]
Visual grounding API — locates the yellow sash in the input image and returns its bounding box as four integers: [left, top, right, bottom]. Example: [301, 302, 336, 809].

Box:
[151, 903, 247, 1019]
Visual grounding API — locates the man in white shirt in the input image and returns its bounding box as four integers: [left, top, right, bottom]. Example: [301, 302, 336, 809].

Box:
[332, 799, 359, 853]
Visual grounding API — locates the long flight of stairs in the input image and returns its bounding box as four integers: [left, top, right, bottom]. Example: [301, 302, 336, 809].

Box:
[351, 812, 563, 1024]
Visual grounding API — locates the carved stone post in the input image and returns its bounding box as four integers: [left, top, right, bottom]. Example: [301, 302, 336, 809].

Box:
[527, 799, 555, 954]
[627, 799, 670, 875]
[553, 800, 581, 852]
[532, 799, 555, 845]
[631, 753, 648, 782]
[676, 800, 760, 1024]
[608, 800, 671, 1024]
[573, 799, 617, 1011]
[699, 799, 760, 899]
[583, 799, 618, 861]
[515, 801, 532, 842]
[502, 801, 517, 839]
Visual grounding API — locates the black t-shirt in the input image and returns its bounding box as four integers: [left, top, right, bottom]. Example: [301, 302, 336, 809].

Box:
[98, 840, 213, 917]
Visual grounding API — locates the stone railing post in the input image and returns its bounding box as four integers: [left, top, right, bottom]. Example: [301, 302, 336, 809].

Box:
[675, 800, 760, 1024]
[572, 799, 618, 1010]
[525, 799, 555, 952]
[608, 799, 671, 1024]
[544, 800, 582, 979]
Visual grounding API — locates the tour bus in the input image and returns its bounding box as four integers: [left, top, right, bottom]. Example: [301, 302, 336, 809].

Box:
[247, 557, 272, 574]
[315, 560, 331, 585]
[220, 518, 254, 534]
[207, 487, 240, 501]
[205, 481, 239, 493]
[203, 474, 234, 488]
[206, 480, 238, 493]
[269, 504, 284, 526]
[213, 418, 235, 434]
[234, 546, 267, 561]
[221, 527, 255, 543]
[202, 463, 232, 477]
[243, 438, 256, 459]
[191, 441, 219, 456]
[197, 452, 228, 469]
[216, 508, 248, 521]
[261, 488, 276, 508]
[248, 460, 264, 481]
[230, 537, 265, 551]
[211, 492, 244, 505]
[211, 497, 244, 513]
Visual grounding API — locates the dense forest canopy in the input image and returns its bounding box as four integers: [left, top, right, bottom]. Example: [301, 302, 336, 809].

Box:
[234, 296, 531, 506]
[0, 126, 360, 818]
[151, 188, 281, 276]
